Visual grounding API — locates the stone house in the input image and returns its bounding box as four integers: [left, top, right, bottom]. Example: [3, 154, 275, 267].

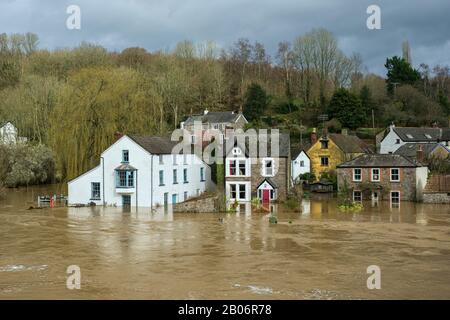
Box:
[307, 130, 372, 181]
[336, 154, 428, 202]
[394, 142, 449, 163]
[180, 109, 248, 145]
[224, 133, 291, 203]
[423, 175, 450, 204]
[0, 121, 27, 144]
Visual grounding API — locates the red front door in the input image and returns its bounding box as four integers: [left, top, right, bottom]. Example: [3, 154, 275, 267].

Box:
[262, 189, 270, 204]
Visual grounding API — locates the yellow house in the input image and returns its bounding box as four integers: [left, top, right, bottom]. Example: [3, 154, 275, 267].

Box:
[307, 132, 371, 180]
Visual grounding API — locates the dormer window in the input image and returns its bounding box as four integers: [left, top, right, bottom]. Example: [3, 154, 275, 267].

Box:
[396, 139, 401, 144]
[424, 134, 432, 139]
[406, 134, 414, 139]
[122, 150, 129, 163]
[321, 140, 328, 149]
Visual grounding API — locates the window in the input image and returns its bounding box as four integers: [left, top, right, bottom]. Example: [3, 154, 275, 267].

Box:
[184, 191, 188, 201]
[213, 124, 219, 129]
[159, 170, 164, 186]
[395, 139, 401, 144]
[229, 159, 247, 176]
[172, 194, 177, 204]
[229, 160, 236, 175]
[183, 154, 188, 165]
[159, 155, 164, 164]
[183, 168, 188, 183]
[263, 159, 274, 176]
[122, 195, 131, 206]
[172, 154, 177, 165]
[390, 168, 400, 182]
[163, 193, 168, 206]
[230, 183, 247, 200]
[371, 168, 380, 182]
[239, 184, 246, 199]
[200, 167, 205, 181]
[270, 189, 275, 200]
[190, 135, 196, 144]
[321, 140, 328, 149]
[239, 161, 246, 175]
[173, 169, 178, 184]
[320, 157, 329, 167]
[230, 184, 236, 199]
[116, 171, 134, 188]
[91, 182, 100, 200]
[122, 150, 129, 163]
[353, 191, 362, 202]
[353, 168, 362, 181]
[406, 134, 414, 139]
[424, 134, 432, 139]
[232, 148, 242, 155]
[391, 191, 400, 203]
[300, 161, 305, 167]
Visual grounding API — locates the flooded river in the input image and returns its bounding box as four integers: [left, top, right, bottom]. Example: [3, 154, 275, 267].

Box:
[0, 185, 449, 299]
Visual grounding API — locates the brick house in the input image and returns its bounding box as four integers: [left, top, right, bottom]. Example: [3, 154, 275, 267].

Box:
[224, 133, 291, 203]
[336, 154, 428, 202]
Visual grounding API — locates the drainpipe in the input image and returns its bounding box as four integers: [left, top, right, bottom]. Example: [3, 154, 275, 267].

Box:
[150, 155, 154, 209]
[101, 157, 105, 206]
[136, 169, 138, 211]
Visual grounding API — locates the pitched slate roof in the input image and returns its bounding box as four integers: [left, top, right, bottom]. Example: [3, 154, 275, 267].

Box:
[394, 143, 448, 159]
[184, 111, 243, 125]
[392, 127, 449, 142]
[291, 141, 311, 159]
[256, 178, 278, 189]
[328, 134, 372, 154]
[128, 135, 179, 155]
[337, 154, 420, 168]
[224, 132, 291, 158]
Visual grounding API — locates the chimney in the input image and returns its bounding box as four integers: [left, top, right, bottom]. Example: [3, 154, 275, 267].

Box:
[416, 144, 424, 163]
[204, 108, 209, 115]
[341, 128, 348, 136]
[389, 122, 395, 130]
[114, 131, 124, 141]
[311, 128, 318, 145]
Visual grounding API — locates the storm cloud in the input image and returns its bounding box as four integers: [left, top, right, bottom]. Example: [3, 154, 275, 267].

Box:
[0, 0, 449, 74]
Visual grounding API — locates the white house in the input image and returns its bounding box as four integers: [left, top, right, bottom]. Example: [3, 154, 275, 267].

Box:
[291, 148, 310, 183]
[0, 121, 27, 144]
[380, 124, 450, 154]
[68, 135, 214, 208]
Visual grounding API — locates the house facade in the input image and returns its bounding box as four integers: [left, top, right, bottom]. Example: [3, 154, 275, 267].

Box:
[68, 135, 213, 207]
[180, 109, 248, 144]
[0, 121, 27, 144]
[291, 148, 311, 183]
[224, 133, 291, 203]
[336, 154, 428, 202]
[307, 131, 372, 181]
[394, 142, 449, 163]
[379, 124, 450, 154]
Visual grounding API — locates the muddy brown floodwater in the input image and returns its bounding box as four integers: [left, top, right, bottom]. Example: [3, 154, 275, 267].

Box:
[0, 185, 449, 299]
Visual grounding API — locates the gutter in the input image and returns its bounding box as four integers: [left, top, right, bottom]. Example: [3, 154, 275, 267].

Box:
[150, 155, 154, 209]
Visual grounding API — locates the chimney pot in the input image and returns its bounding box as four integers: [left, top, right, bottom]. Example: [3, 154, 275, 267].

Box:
[114, 131, 124, 141]
[416, 144, 424, 163]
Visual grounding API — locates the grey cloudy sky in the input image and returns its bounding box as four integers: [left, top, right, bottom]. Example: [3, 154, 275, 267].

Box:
[1, 0, 449, 75]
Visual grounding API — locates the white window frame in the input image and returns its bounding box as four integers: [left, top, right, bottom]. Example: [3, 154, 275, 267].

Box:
[353, 190, 362, 202]
[390, 168, 400, 182]
[228, 182, 249, 201]
[371, 168, 380, 182]
[391, 191, 400, 203]
[353, 168, 362, 182]
[226, 158, 249, 177]
[262, 158, 275, 177]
